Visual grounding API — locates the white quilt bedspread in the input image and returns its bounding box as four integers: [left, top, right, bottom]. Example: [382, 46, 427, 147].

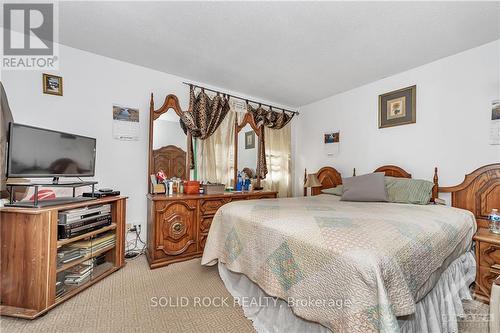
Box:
[201, 195, 476, 332]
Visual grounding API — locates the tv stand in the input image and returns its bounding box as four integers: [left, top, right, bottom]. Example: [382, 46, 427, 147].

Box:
[0, 196, 127, 319]
[6, 180, 98, 208]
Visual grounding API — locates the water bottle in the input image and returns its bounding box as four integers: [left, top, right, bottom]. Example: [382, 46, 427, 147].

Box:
[236, 172, 242, 191]
[489, 209, 500, 234]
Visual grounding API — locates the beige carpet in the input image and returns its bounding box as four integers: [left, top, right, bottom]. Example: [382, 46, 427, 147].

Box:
[0, 256, 489, 333]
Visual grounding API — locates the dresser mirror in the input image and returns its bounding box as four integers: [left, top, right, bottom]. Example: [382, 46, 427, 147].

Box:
[234, 112, 261, 188]
[148, 94, 190, 193]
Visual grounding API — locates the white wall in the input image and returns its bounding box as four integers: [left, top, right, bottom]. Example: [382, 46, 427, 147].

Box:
[1, 42, 291, 233]
[293, 40, 500, 197]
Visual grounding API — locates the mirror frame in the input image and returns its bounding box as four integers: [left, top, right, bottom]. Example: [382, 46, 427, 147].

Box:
[233, 112, 262, 189]
[148, 93, 191, 193]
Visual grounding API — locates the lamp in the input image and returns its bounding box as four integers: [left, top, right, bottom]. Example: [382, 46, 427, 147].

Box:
[304, 173, 321, 196]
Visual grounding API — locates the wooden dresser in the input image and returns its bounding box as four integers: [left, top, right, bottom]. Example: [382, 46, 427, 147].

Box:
[473, 228, 500, 303]
[146, 191, 277, 269]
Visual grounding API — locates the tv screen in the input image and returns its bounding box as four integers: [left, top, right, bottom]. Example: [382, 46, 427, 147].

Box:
[7, 123, 96, 178]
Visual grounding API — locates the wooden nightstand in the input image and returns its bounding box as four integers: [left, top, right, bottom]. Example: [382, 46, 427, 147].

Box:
[473, 228, 500, 303]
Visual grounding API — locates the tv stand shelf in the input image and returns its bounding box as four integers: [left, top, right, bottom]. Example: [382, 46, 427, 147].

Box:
[0, 196, 127, 319]
[5, 180, 98, 208]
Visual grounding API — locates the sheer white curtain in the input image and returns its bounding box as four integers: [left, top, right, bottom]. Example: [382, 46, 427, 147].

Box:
[196, 99, 244, 187]
[195, 98, 292, 196]
[262, 123, 292, 197]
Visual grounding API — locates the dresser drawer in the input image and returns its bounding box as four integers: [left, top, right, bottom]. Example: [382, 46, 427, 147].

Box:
[252, 193, 277, 199]
[478, 265, 500, 297]
[200, 198, 231, 215]
[479, 242, 500, 267]
[154, 200, 198, 257]
[200, 215, 213, 234]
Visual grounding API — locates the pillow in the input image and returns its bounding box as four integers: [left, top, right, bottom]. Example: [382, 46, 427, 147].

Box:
[385, 177, 434, 205]
[321, 185, 343, 196]
[341, 172, 388, 202]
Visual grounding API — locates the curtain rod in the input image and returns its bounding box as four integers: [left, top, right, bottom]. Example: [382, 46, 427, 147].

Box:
[182, 82, 299, 115]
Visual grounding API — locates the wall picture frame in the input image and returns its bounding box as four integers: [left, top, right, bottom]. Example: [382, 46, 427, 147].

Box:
[378, 85, 416, 128]
[42, 73, 63, 96]
[324, 132, 340, 144]
[245, 130, 255, 149]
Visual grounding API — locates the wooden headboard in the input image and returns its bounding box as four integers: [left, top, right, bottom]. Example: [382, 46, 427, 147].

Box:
[373, 165, 412, 178]
[304, 167, 342, 196]
[440, 164, 500, 229]
[152, 145, 187, 179]
[305, 164, 439, 200]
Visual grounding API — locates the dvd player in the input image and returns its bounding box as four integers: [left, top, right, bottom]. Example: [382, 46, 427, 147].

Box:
[58, 204, 111, 225]
[82, 191, 120, 198]
[57, 204, 113, 240]
[58, 215, 112, 239]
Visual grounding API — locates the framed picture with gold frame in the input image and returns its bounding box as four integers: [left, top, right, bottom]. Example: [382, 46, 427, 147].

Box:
[42, 73, 63, 96]
[378, 85, 416, 128]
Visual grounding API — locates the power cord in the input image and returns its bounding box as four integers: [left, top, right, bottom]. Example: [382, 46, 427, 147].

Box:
[124, 225, 146, 260]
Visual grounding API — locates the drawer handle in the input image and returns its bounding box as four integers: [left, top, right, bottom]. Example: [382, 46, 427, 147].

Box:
[173, 222, 183, 232]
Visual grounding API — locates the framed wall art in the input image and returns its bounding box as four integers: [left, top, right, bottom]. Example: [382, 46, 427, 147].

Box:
[42, 73, 63, 96]
[378, 85, 416, 128]
[324, 131, 340, 144]
[245, 130, 255, 149]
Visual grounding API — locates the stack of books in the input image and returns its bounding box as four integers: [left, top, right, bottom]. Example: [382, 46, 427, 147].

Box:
[64, 262, 93, 286]
[57, 248, 84, 267]
[56, 281, 66, 298]
[68, 232, 116, 255]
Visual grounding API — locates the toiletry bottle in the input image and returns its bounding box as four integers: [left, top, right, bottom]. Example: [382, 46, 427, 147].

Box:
[168, 180, 173, 196]
[490, 209, 500, 234]
[236, 172, 242, 191]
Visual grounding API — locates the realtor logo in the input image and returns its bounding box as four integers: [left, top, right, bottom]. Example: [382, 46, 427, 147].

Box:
[2, 2, 59, 69]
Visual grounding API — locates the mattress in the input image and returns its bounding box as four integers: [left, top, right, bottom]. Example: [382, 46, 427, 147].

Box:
[201, 195, 476, 332]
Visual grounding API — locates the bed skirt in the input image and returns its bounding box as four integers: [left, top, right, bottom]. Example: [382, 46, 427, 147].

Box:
[218, 251, 476, 333]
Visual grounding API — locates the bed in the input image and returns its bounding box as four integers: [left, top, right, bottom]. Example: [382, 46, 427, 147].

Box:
[201, 164, 499, 333]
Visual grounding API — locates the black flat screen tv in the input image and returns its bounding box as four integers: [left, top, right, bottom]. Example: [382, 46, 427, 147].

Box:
[7, 123, 96, 178]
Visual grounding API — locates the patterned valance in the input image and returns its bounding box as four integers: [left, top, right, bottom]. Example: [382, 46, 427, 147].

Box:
[180, 85, 231, 139]
[180, 86, 231, 168]
[248, 104, 294, 130]
[247, 104, 295, 178]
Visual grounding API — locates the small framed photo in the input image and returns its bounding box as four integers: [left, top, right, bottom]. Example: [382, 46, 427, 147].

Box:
[324, 132, 340, 144]
[42, 74, 63, 96]
[245, 130, 255, 149]
[379, 85, 416, 128]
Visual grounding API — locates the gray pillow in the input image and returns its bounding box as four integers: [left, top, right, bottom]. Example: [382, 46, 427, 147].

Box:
[321, 185, 343, 196]
[341, 172, 388, 202]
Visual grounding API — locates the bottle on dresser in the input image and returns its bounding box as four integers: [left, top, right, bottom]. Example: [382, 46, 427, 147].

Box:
[236, 172, 243, 191]
[490, 208, 500, 234]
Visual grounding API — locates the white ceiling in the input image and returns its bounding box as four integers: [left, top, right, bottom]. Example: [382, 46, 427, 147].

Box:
[59, 1, 500, 107]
